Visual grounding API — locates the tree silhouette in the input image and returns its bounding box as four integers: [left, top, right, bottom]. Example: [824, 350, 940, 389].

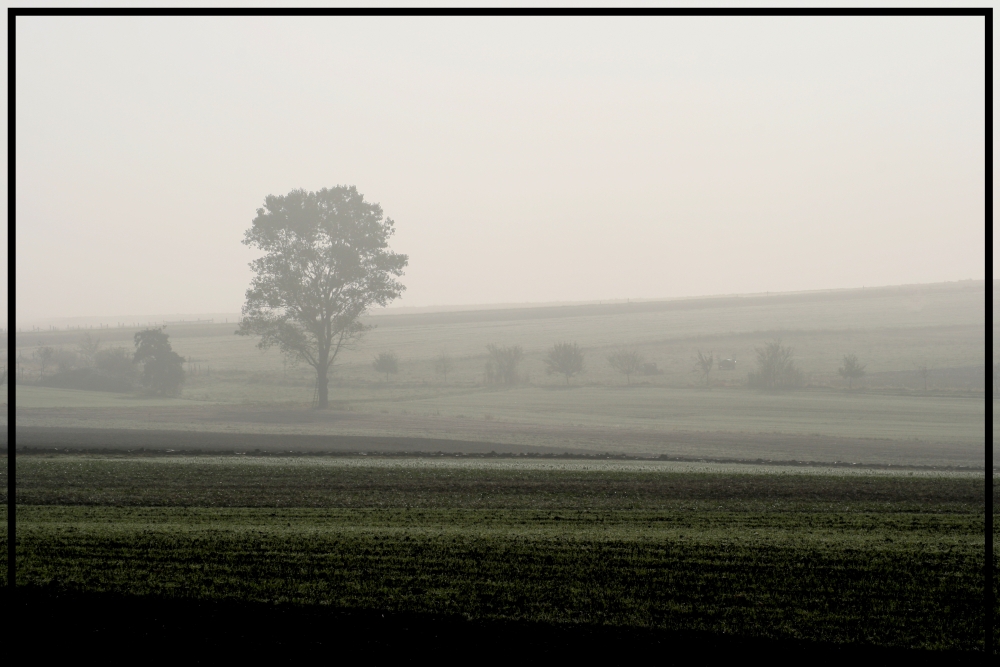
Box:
[434, 353, 453, 383]
[544, 342, 585, 385]
[607, 348, 644, 385]
[837, 354, 867, 390]
[133, 327, 185, 396]
[485, 344, 524, 386]
[916, 363, 930, 392]
[237, 186, 407, 409]
[694, 350, 714, 386]
[747, 339, 803, 390]
[373, 351, 399, 383]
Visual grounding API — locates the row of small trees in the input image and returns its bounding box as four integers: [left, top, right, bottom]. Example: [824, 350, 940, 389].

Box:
[371, 340, 863, 389]
[692, 343, 867, 390]
[23, 329, 186, 396]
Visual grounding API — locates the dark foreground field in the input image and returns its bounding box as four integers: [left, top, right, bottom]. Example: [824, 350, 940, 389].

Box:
[3, 422, 995, 660]
[6, 448, 994, 658]
[5, 586, 980, 661]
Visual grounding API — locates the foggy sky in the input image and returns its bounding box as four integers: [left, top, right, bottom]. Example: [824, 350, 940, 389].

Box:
[13, 15, 986, 327]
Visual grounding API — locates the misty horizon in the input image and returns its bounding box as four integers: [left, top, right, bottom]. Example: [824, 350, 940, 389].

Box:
[13, 277, 985, 331]
[13, 16, 986, 330]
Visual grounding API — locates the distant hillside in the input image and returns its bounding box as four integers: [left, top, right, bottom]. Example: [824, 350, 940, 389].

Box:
[14, 280, 985, 346]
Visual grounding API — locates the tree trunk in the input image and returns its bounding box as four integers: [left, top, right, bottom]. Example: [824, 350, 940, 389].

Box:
[317, 364, 329, 409]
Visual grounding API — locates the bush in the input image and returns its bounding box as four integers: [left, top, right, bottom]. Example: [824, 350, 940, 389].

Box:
[53, 348, 79, 373]
[747, 339, 804, 390]
[95, 347, 138, 386]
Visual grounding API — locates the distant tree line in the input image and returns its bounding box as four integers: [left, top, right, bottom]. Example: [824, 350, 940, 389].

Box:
[26, 328, 185, 396]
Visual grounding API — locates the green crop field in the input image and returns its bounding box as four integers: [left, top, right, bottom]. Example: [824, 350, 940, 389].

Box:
[5, 455, 993, 652]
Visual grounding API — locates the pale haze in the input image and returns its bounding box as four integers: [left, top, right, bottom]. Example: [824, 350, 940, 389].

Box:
[14, 16, 986, 327]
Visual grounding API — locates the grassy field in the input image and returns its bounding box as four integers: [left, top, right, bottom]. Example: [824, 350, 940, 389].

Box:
[6, 454, 992, 653]
[11, 280, 987, 465]
[15, 281, 985, 389]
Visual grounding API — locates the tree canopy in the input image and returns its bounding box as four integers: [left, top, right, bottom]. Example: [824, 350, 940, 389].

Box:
[747, 339, 803, 390]
[544, 342, 585, 385]
[837, 354, 866, 390]
[237, 186, 407, 408]
[607, 348, 644, 385]
[133, 327, 185, 396]
[373, 351, 399, 382]
[485, 344, 524, 386]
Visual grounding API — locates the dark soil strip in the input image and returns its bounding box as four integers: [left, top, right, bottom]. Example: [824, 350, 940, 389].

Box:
[12, 426, 583, 456]
[10, 427, 982, 470]
[7, 586, 982, 661]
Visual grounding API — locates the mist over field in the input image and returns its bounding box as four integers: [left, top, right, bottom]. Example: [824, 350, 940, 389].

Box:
[7, 13, 990, 657]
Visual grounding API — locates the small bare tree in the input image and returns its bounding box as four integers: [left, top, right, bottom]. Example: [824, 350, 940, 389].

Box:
[607, 348, 644, 385]
[916, 363, 930, 392]
[433, 352, 453, 383]
[373, 351, 399, 383]
[837, 354, 866, 390]
[544, 342, 585, 385]
[694, 350, 714, 386]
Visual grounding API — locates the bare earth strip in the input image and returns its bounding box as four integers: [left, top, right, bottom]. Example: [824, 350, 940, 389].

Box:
[13, 416, 982, 467]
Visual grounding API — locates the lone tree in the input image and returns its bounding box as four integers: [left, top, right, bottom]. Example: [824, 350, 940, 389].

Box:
[433, 352, 453, 383]
[694, 350, 714, 386]
[607, 347, 644, 385]
[837, 354, 867, 390]
[373, 351, 399, 382]
[544, 342, 585, 385]
[747, 339, 803, 390]
[485, 344, 524, 386]
[133, 327, 185, 396]
[237, 186, 407, 409]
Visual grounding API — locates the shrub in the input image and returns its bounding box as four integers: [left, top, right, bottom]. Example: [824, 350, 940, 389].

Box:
[95, 347, 138, 387]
